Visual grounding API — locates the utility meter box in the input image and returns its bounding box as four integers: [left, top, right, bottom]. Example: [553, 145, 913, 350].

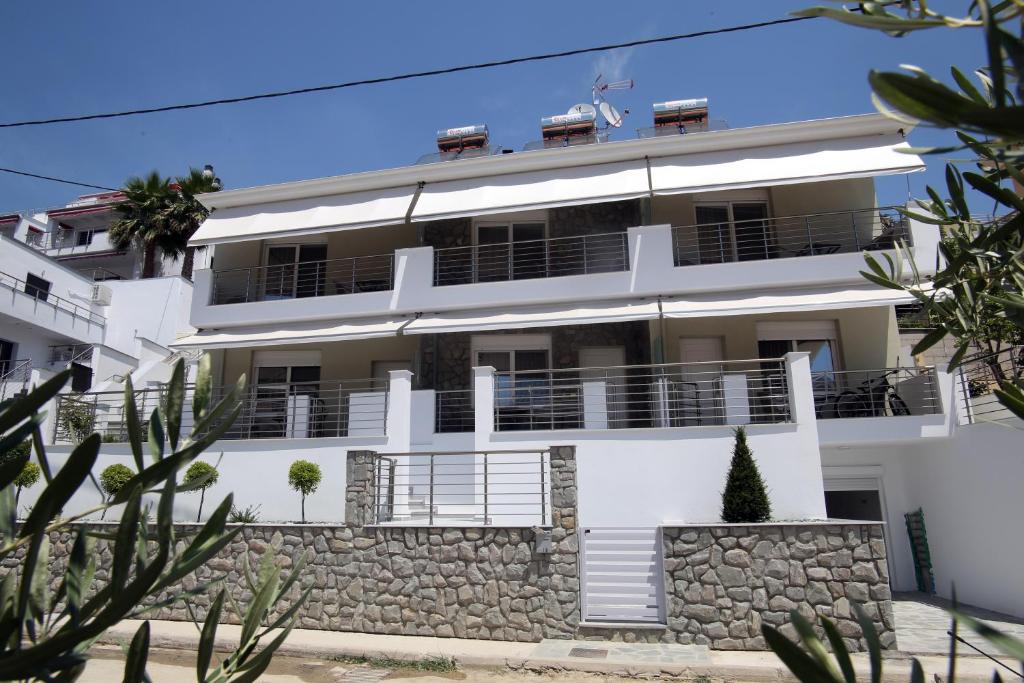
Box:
[533, 528, 553, 555]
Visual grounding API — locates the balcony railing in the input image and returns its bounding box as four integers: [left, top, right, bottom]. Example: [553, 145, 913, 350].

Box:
[433, 231, 629, 287]
[370, 450, 551, 526]
[493, 359, 790, 431]
[48, 344, 92, 367]
[672, 207, 910, 267]
[53, 379, 388, 442]
[0, 359, 32, 397]
[958, 348, 1023, 424]
[811, 367, 940, 419]
[435, 389, 474, 433]
[0, 270, 106, 325]
[210, 254, 394, 305]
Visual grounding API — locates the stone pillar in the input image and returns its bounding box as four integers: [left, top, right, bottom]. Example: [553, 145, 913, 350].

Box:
[549, 445, 577, 532]
[345, 450, 377, 527]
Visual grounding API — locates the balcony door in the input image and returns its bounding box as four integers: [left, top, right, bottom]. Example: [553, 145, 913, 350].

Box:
[262, 244, 327, 300]
[474, 221, 546, 282]
[757, 321, 840, 417]
[251, 352, 322, 438]
[0, 339, 14, 377]
[693, 202, 770, 263]
[678, 337, 725, 425]
[473, 334, 552, 429]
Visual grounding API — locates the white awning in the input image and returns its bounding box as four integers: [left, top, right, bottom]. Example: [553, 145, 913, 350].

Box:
[189, 185, 417, 247]
[170, 318, 406, 349]
[650, 134, 924, 196]
[410, 160, 651, 223]
[402, 299, 661, 335]
[659, 285, 913, 319]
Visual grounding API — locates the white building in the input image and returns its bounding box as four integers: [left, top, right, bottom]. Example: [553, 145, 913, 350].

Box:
[24, 110, 1024, 622]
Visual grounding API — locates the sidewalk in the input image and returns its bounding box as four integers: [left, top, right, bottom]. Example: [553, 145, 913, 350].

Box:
[97, 620, 1012, 681]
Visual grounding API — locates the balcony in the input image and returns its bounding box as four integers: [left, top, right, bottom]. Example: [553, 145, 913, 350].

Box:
[672, 207, 909, 267]
[53, 379, 388, 443]
[811, 367, 941, 419]
[26, 229, 119, 256]
[492, 359, 791, 432]
[191, 205, 937, 331]
[433, 231, 629, 286]
[211, 254, 394, 305]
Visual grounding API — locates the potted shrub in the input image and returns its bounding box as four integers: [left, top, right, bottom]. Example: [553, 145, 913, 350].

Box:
[720, 426, 771, 523]
[184, 461, 219, 522]
[288, 460, 321, 523]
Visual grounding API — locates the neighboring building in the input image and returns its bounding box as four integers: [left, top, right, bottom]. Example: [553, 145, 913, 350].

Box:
[23, 109, 1024, 638]
[4, 191, 187, 281]
[0, 215, 196, 411]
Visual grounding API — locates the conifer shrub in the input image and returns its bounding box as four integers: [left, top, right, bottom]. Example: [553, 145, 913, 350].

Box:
[720, 426, 771, 523]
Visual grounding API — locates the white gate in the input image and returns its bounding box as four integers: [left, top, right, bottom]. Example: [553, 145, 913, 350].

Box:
[580, 527, 663, 623]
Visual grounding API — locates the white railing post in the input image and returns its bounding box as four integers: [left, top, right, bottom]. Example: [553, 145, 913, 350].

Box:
[473, 366, 496, 450]
[385, 369, 413, 451]
[784, 352, 816, 425]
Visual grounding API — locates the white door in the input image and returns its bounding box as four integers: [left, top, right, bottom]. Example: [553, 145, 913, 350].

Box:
[579, 347, 626, 429]
[679, 337, 725, 425]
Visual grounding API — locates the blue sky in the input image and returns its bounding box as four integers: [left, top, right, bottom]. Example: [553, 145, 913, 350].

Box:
[0, 1, 988, 213]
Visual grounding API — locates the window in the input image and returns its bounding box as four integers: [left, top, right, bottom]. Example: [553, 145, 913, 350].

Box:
[75, 230, 95, 247]
[24, 273, 51, 302]
[262, 244, 328, 300]
[472, 335, 551, 408]
[757, 321, 841, 414]
[694, 201, 770, 263]
[473, 220, 547, 281]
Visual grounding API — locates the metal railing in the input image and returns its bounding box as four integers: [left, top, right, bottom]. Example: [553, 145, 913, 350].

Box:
[493, 358, 791, 431]
[435, 389, 474, 433]
[958, 348, 1023, 424]
[671, 207, 910, 267]
[53, 379, 389, 442]
[0, 270, 106, 325]
[0, 359, 32, 398]
[635, 119, 729, 138]
[211, 254, 395, 305]
[434, 231, 630, 286]
[77, 267, 124, 281]
[48, 344, 92, 367]
[895, 303, 935, 330]
[811, 367, 941, 419]
[370, 450, 551, 526]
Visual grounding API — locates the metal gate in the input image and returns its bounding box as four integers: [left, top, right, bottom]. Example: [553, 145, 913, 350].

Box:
[580, 527, 663, 623]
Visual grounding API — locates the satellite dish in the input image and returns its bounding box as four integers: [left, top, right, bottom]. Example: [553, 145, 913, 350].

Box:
[599, 100, 624, 128]
[569, 103, 597, 117]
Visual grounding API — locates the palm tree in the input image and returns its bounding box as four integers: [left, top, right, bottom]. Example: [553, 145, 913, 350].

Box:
[110, 168, 221, 279]
[166, 167, 221, 280]
[109, 172, 175, 279]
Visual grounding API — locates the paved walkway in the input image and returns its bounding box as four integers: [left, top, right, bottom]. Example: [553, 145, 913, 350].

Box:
[894, 592, 1024, 656]
[96, 619, 1008, 681]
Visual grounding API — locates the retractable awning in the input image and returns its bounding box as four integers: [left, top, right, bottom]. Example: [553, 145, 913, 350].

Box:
[189, 185, 417, 247]
[409, 160, 651, 223]
[170, 318, 406, 349]
[658, 285, 913, 319]
[650, 134, 923, 196]
[402, 299, 662, 335]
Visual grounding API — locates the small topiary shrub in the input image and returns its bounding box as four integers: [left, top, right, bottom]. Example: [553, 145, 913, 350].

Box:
[99, 463, 134, 520]
[13, 460, 40, 509]
[720, 426, 771, 523]
[184, 461, 219, 522]
[288, 460, 321, 523]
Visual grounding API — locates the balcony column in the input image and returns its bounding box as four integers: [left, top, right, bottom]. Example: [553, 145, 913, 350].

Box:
[385, 369, 413, 451]
[784, 351, 816, 425]
[473, 366, 496, 450]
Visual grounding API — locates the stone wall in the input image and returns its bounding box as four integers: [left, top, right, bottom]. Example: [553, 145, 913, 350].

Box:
[418, 322, 651, 391]
[661, 524, 894, 651]
[14, 447, 580, 643]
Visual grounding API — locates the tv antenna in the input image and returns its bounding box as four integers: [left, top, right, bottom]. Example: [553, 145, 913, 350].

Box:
[592, 74, 633, 129]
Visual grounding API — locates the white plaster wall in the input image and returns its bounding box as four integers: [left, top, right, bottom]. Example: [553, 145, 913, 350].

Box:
[24, 439, 357, 525]
[102, 276, 194, 352]
[824, 421, 1024, 618]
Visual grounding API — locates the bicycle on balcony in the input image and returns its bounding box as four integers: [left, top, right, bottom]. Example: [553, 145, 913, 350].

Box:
[823, 369, 911, 418]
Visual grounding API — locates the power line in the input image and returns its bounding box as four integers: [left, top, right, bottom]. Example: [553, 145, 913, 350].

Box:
[0, 167, 117, 192]
[0, 16, 814, 129]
